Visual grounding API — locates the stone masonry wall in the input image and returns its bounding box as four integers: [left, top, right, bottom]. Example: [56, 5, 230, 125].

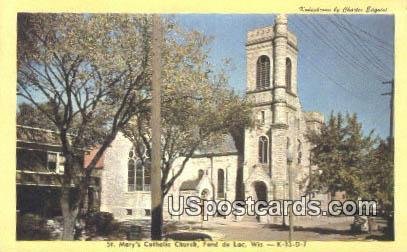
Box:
[100, 15, 324, 224]
[243, 15, 323, 225]
[100, 132, 151, 221]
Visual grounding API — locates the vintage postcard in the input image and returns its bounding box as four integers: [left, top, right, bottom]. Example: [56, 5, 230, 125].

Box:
[0, 0, 406, 251]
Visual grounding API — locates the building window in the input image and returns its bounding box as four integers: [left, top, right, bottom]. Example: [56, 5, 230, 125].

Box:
[297, 139, 302, 164]
[256, 55, 270, 89]
[17, 148, 47, 171]
[285, 58, 292, 92]
[126, 209, 133, 215]
[47, 152, 58, 171]
[286, 137, 291, 163]
[258, 136, 268, 164]
[128, 159, 135, 191]
[145, 209, 151, 216]
[217, 169, 225, 199]
[58, 154, 65, 173]
[198, 169, 204, 179]
[128, 144, 150, 192]
[135, 159, 143, 191]
[144, 159, 151, 191]
[46, 152, 66, 174]
[259, 110, 265, 125]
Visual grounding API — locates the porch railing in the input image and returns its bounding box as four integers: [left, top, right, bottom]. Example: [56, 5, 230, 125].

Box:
[16, 170, 100, 188]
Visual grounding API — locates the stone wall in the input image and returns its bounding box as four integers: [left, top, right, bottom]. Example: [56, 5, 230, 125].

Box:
[101, 131, 239, 221]
[164, 154, 239, 220]
[243, 14, 324, 224]
[100, 132, 151, 221]
[100, 15, 325, 224]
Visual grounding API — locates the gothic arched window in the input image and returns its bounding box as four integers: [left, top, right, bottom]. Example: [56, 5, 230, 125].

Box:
[256, 55, 270, 89]
[287, 137, 291, 152]
[144, 159, 151, 190]
[128, 159, 135, 191]
[217, 169, 225, 198]
[285, 57, 292, 92]
[258, 136, 268, 164]
[128, 143, 150, 192]
[286, 137, 292, 162]
[198, 169, 204, 179]
[135, 159, 143, 190]
[297, 139, 302, 164]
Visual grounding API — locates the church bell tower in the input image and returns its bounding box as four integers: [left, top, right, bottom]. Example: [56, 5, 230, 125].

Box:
[243, 14, 300, 209]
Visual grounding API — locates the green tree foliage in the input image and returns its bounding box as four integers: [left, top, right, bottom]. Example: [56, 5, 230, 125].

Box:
[17, 13, 154, 240]
[307, 112, 393, 203]
[123, 18, 253, 198]
[17, 102, 56, 130]
[307, 113, 394, 236]
[365, 138, 394, 211]
[18, 14, 253, 240]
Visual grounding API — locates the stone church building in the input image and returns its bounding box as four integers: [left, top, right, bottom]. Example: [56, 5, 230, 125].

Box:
[100, 14, 325, 223]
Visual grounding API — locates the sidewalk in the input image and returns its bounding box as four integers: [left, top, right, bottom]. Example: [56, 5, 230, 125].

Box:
[161, 216, 389, 241]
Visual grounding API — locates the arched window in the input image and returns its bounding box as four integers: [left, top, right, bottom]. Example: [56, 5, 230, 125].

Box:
[198, 169, 204, 179]
[128, 159, 135, 191]
[217, 169, 225, 198]
[259, 110, 265, 125]
[144, 158, 151, 190]
[128, 143, 149, 192]
[297, 140, 302, 164]
[287, 137, 291, 150]
[258, 136, 268, 164]
[285, 57, 292, 92]
[256, 55, 270, 89]
[135, 160, 143, 190]
[286, 137, 292, 162]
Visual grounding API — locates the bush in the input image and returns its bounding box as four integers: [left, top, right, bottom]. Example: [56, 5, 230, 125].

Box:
[17, 214, 52, 240]
[83, 211, 119, 236]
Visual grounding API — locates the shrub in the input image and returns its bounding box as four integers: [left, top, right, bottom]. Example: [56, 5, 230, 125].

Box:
[17, 214, 52, 240]
[83, 211, 118, 236]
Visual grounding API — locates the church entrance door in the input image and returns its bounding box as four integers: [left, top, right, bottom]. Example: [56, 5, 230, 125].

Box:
[253, 181, 268, 222]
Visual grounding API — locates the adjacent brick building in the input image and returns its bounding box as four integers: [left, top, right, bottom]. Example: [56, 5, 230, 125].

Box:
[16, 125, 102, 217]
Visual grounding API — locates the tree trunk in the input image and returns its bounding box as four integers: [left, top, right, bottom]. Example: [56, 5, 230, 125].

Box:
[150, 14, 163, 240]
[60, 187, 79, 240]
[151, 197, 163, 240]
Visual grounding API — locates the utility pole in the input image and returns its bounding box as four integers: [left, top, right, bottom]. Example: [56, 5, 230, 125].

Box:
[150, 14, 162, 240]
[382, 79, 395, 240]
[382, 79, 394, 139]
[287, 150, 294, 242]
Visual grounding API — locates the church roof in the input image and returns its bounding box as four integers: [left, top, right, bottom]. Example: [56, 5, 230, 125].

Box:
[179, 178, 200, 191]
[194, 134, 237, 156]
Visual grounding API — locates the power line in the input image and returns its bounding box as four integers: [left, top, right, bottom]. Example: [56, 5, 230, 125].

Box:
[300, 54, 368, 103]
[341, 17, 394, 49]
[339, 16, 393, 56]
[307, 16, 385, 75]
[306, 16, 390, 80]
[327, 15, 389, 74]
[288, 18, 392, 108]
[290, 18, 387, 82]
[328, 16, 392, 75]
[293, 17, 388, 81]
[289, 20, 364, 82]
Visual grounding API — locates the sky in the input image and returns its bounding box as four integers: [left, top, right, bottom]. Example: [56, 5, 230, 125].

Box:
[172, 14, 394, 138]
